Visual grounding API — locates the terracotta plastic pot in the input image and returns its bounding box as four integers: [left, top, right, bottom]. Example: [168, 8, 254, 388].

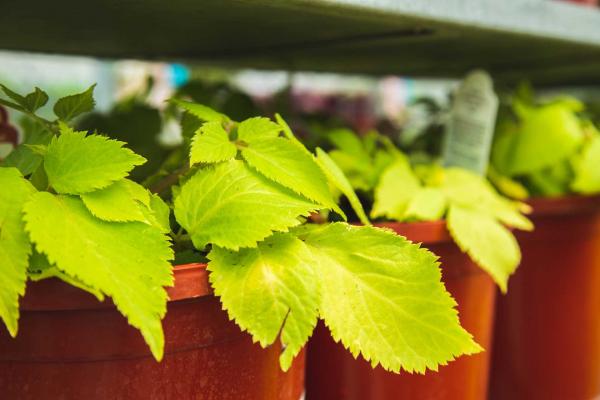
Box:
[490, 195, 600, 400]
[306, 221, 496, 400]
[0, 263, 305, 400]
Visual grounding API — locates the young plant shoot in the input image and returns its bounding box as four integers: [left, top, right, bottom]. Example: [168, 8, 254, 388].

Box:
[491, 85, 600, 198]
[0, 85, 481, 375]
[325, 129, 533, 292]
[0, 85, 173, 361]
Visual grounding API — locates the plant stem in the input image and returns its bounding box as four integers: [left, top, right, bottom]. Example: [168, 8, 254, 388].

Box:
[149, 163, 190, 195]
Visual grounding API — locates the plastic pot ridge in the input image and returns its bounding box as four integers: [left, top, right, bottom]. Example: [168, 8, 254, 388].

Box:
[0, 263, 305, 400]
[491, 195, 600, 400]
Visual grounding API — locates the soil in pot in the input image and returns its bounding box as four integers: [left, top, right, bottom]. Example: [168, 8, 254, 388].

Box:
[305, 221, 496, 400]
[490, 195, 600, 400]
[0, 263, 305, 400]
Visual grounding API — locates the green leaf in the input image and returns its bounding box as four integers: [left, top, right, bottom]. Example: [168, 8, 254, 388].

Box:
[241, 137, 342, 215]
[328, 129, 369, 160]
[208, 233, 318, 370]
[371, 159, 421, 220]
[0, 97, 25, 113]
[2, 120, 53, 176]
[294, 223, 481, 373]
[487, 166, 530, 201]
[190, 121, 237, 165]
[441, 168, 533, 231]
[146, 194, 171, 233]
[23, 144, 47, 156]
[180, 111, 204, 140]
[447, 205, 520, 292]
[44, 124, 146, 194]
[0, 84, 27, 107]
[526, 166, 570, 197]
[80, 179, 149, 222]
[315, 148, 369, 225]
[0, 168, 36, 336]
[174, 160, 318, 250]
[328, 150, 373, 191]
[237, 117, 282, 142]
[405, 187, 447, 221]
[172, 99, 228, 123]
[494, 104, 584, 176]
[0, 85, 48, 113]
[29, 164, 49, 191]
[275, 114, 305, 149]
[572, 135, 600, 195]
[24, 87, 49, 112]
[53, 85, 96, 121]
[23, 193, 173, 360]
[28, 250, 104, 302]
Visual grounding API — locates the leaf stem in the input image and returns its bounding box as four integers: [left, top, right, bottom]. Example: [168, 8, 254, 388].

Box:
[149, 163, 190, 195]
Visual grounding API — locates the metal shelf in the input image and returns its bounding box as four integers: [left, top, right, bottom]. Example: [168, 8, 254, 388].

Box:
[1, 0, 600, 83]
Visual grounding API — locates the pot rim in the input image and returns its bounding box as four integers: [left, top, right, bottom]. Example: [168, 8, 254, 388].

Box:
[374, 220, 451, 245]
[527, 194, 600, 217]
[21, 263, 210, 312]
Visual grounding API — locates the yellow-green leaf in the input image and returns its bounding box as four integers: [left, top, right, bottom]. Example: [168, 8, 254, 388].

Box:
[294, 223, 481, 373]
[190, 121, 237, 165]
[174, 160, 318, 250]
[208, 233, 318, 371]
[447, 205, 520, 292]
[23, 193, 173, 360]
[0, 168, 36, 336]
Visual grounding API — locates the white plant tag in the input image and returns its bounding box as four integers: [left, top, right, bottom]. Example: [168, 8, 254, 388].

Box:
[442, 70, 499, 175]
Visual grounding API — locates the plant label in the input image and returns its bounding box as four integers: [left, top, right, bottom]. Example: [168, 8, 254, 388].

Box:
[442, 70, 499, 175]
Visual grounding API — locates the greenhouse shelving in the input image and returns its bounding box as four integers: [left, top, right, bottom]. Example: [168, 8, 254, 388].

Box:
[0, 0, 599, 83]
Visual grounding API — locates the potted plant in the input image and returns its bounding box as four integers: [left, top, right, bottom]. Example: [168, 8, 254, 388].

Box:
[305, 129, 532, 400]
[0, 84, 481, 399]
[488, 87, 600, 400]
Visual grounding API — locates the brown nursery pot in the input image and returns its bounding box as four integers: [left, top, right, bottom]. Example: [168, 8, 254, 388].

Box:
[306, 221, 496, 400]
[0, 263, 306, 400]
[490, 195, 600, 400]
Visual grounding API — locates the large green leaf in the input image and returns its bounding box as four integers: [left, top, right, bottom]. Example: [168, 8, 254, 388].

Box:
[447, 205, 520, 292]
[208, 233, 318, 370]
[23, 193, 173, 360]
[190, 121, 237, 165]
[44, 124, 146, 194]
[315, 148, 369, 225]
[174, 160, 318, 250]
[241, 137, 341, 214]
[53, 85, 96, 121]
[0, 168, 36, 336]
[237, 117, 282, 142]
[572, 135, 600, 195]
[371, 159, 421, 221]
[80, 179, 150, 222]
[294, 223, 481, 373]
[28, 250, 104, 302]
[496, 104, 584, 176]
